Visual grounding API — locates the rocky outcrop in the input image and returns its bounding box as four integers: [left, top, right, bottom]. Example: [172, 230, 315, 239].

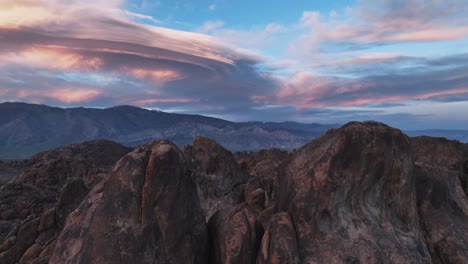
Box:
[279, 121, 431, 263]
[412, 137, 468, 263]
[0, 177, 90, 264]
[235, 148, 288, 179]
[256, 212, 300, 264]
[208, 203, 262, 264]
[50, 140, 208, 264]
[2, 121, 468, 264]
[184, 136, 249, 220]
[412, 136, 468, 198]
[0, 140, 131, 241]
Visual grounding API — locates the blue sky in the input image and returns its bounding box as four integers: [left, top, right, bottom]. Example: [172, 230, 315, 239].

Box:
[1, 0, 468, 129]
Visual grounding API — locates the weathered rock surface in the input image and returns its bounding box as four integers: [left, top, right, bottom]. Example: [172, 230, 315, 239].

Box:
[50, 140, 208, 264]
[184, 136, 249, 220]
[412, 136, 468, 198]
[0, 140, 131, 241]
[235, 148, 288, 179]
[208, 203, 262, 264]
[256, 212, 300, 264]
[279, 121, 431, 263]
[2, 121, 468, 264]
[412, 137, 468, 263]
[0, 177, 90, 264]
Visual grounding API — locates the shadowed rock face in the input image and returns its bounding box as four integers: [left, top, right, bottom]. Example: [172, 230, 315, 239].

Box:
[0, 177, 89, 264]
[235, 148, 289, 179]
[412, 136, 468, 199]
[279, 121, 431, 263]
[184, 136, 249, 220]
[0, 140, 131, 244]
[208, 203, 262, 264]
[412, 137, 468, 263]
[256, 212, 300, 264]
[50, 140, 208, 264]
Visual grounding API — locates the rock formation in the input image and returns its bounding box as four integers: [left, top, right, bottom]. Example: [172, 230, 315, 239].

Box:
[278, 121, 431, 263]
[0, 140, 131, 263]
[235, 148, 288, 179]
[50, 140, 208, 264]
[184, 136, 249, 220]
[412, 137, 468, 263]
[1, 121, 468, 264]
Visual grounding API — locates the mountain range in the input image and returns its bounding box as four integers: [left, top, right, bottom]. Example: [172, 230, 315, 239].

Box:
[1, 102, 467, 159]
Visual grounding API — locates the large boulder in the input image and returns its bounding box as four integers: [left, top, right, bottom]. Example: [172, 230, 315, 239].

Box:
[184, 136, 249, 220]
[50, 140, 208, 264]
[279, 121, 431, 263]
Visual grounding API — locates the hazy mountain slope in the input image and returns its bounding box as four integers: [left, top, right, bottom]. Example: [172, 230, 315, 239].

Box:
[0, 102, 337, 159]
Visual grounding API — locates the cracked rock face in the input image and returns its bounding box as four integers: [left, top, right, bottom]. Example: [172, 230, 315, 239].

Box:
[50, 140, 208, 264]
[279, 121, 431, 263]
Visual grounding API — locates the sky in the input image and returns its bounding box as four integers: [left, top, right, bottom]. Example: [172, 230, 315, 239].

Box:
[1, 0, 468, 129]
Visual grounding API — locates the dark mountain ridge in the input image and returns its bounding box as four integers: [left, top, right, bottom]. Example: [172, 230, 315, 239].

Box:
[0, 102, 338, 159]
[1, 102, 467, 160]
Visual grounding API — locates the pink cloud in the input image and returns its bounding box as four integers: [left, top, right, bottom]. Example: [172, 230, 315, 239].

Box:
[6, 87, 103, 104]
[295, 0, 468, 57]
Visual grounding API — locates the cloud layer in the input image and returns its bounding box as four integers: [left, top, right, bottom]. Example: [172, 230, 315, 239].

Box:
[1, 0, 468, 129]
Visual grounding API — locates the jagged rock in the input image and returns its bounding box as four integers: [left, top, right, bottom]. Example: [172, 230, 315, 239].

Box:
[0, 177, 92, 264]
[184, 136, 249, 220]
[55, 178, 89, 229]
[14, 139, 132, 187]
[412, 136, 468, 198]
[0, 217, 40, 264]
[208, 203, 262, 264]
[50, 140, 208, 264]
[256, 212, 300, 264]
[0, 140, 130, 241]
[242, 177, 278, 228]
[279, 121, 431, 263]
[414, 166, 468, 263]
[412, 137, 468, 263]
[235, 148, 288, 179]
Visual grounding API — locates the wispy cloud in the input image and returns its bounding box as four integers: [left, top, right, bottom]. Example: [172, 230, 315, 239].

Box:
[198, 20, 224, 33]
[294, 0, 468, 57]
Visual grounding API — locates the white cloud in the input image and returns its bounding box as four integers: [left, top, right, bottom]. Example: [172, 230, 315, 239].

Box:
[264, 23, 287, 34]
[209, 4, 216, 11]
[123, 10, 160, 24]
[198, 20, 224, 33]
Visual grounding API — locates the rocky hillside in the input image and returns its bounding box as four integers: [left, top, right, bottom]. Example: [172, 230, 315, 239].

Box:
[1, 121, 468, 263]
[0, 102, 337, 159]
